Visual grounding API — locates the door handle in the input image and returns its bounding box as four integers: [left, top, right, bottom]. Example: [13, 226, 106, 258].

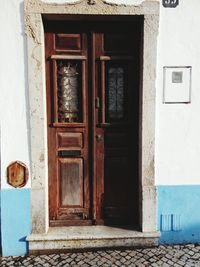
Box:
[96, 134, 103, 142]
[95, 97, 100, 109]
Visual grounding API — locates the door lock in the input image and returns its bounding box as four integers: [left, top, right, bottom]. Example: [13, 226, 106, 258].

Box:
[96, 134, 103, 142]
[82, 213, 88, 219]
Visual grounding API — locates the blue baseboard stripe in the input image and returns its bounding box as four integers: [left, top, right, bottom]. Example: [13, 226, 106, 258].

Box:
[1, 189, 31, 256]
[158, 185, 200, 244]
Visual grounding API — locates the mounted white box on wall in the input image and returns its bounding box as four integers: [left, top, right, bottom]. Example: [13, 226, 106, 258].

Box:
[163, 66, 192, 103]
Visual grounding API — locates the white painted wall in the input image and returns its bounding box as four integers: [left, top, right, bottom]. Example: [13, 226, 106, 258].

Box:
[0, 0, 31, 189]
[155, 0, 200, 185]
[1, 0, 200, 188]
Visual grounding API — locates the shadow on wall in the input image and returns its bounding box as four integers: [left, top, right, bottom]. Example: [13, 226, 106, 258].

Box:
[19, 236, 29, 253]
[19, 1, 31, 168]
[160, 225, 200, 245]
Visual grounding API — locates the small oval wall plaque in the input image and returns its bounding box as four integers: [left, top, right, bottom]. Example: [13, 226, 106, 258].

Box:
[7, 161, 29, 188]
[163, 0, 179, 8]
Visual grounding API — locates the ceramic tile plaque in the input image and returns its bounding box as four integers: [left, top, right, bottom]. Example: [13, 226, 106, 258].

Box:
[163, 66, 192, 103]
[7, 161, 29, 188]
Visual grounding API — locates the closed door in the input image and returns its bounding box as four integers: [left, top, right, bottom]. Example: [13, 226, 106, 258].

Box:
[45, 20, 141, 227]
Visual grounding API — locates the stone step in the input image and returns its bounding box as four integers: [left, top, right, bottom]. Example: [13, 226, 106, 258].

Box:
[27, 226, 160, 254]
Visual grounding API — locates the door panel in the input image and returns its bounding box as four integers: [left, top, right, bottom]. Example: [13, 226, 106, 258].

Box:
[59, 158, 83, 207]
[55, 33, 82, 52]
[57, 132, 83, 150]
[45, 21, 141, 227]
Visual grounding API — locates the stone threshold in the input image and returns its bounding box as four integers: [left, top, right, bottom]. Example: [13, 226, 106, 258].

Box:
[27, 226, 160, 254]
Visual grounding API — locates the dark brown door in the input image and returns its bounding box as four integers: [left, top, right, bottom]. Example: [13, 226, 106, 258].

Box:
[45, 20, 141, 227]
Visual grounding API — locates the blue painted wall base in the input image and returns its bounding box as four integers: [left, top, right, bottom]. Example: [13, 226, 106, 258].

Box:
[158, 185, 200, 244]
[1, 189, 31, 256]
[1, 186, 200, 255]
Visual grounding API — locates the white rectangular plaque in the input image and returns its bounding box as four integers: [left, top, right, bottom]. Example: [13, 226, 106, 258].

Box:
[163, 66, 192, 103]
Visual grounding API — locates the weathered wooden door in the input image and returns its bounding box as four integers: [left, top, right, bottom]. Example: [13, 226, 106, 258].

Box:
[45, 20, 141, 227]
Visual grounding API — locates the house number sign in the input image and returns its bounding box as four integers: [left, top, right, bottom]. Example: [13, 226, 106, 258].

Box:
[163, 0, 179, 8]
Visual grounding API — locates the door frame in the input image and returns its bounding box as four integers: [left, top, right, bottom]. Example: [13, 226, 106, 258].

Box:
[25, 0, 159, 234]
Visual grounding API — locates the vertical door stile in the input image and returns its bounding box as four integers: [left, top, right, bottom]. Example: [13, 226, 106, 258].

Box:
[46, 32, 58, 221]
[101, 60, 106, 125]
[52, 59, 58, 124]
[82, 55, 89, 215]
[94, 33, 105, 224]
[82, 60, 86, 124]
[92, 32, 97, 222]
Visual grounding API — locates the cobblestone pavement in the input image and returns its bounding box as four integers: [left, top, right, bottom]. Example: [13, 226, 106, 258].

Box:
[2, 244, 200, 266]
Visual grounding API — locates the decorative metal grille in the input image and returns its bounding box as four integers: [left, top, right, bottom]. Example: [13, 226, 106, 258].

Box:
[57, 61, 81, 123]
[107, 67, 124, 120]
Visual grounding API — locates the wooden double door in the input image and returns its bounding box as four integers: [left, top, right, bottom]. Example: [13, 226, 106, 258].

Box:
[45, 20, 141, 227]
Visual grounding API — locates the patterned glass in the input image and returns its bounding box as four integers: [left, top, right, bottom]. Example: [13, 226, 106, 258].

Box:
[57, 61, 82, 123]
[107, 67, 124, 120]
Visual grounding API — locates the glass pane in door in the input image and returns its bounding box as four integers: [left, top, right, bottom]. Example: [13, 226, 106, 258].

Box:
[105, 65, 125, 122]
[57, 60, 82, 123]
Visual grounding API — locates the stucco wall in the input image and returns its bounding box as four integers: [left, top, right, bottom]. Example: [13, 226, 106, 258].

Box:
[1, 0, 200, 255]
[0, 0, 31, 256]
[155, 0, 200, 186]
[1, 0, 200, 188]
[155, 0, 200, 244]
[0, 0, 30, 190]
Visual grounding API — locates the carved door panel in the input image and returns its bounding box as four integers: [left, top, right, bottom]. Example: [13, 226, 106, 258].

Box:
[45, 21, 140, 227]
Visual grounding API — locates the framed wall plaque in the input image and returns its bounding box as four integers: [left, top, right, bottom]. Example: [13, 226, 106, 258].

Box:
[163, 66, 192, 104]
[7, 161, 29, 188]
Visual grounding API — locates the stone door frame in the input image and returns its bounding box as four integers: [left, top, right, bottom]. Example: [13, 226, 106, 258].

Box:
[24, 0, 159, 234]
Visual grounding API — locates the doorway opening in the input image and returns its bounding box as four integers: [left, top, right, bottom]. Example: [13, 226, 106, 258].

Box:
[44, 17, 142, 229]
